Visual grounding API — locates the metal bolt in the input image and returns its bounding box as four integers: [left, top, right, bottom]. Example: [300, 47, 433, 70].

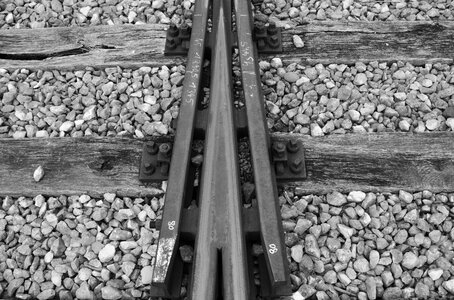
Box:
[267, 22, 278, 35]
[146, 141, 159, 155]
[180, 22, 191, 36]
[159, 143, 172, 157]
[268, 35, 279, 49]
[272, 142, 286, 158]
[144, 162, 155, 175]
[169, 23, 179, 37]
[257, 39, 266, 50]
[287, 140, 300, 153]
[166, 38, 177, 50]
[255, 25, 266, 36]
[289, 158, 304, 174]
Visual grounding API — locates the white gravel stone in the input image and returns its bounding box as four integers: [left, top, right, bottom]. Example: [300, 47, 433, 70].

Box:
[425, 119, 440, 130]
[443, 279, 454, 294]
[428, 268, 443, 281]
[354, 73, 367, 85]
[399, 190, 413, 203]
[292, 35, 304, 48]
[99, 244, 116, 263]
[33, 165, 45, 182]
[327, 191, 347, 206]
[310, 124, 324, 136]
[59, 121, 74, 132]
[291, 244, 303, 263]
[347, 191, 366, 202]
[447, 118, 454, 130]
[141, 266, 154, 285]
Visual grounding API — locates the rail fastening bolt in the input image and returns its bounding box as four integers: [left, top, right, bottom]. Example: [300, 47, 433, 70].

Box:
[166, 38, 177, 50]
[144, 162, 155, 175]
[289, 158, 304, 174]
[267, 22, 278, 35]
[159, 143, 172, 157]
[272, 142, 286, 158]
[169, 23, 179, 37]
[146, 141, 159, 155]
[287, 139, 300, 153]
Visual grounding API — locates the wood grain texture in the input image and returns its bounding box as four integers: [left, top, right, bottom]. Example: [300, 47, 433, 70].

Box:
[0, 132, 452, 197]
[0, 24, 182, 70]
[1, 21, 453, 70]
[274, 132, 454, 194]
[0, 137, 164, 198]
[281, 21, 454, 65]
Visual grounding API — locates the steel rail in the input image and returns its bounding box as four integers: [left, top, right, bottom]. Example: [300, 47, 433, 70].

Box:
[151, 0, 210, 294]
[189, 0, 249, 298]
[151, 0, 291, 297]
[234, 0, 290, 293]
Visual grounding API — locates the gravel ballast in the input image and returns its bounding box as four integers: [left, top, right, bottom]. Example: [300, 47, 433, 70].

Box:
[2, 61, 454, 139]
[254, 0, 454, 27]
[0, 66, 184, 138]
[282, 189, 454, 300]
[0, 0, 195, 29]
[0, 192, 165, 299]
[260, 60, 454, 135]
[2, 0, 454, 30]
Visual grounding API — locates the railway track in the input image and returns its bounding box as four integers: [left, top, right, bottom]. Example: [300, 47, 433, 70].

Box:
[1, 0, 454, 299]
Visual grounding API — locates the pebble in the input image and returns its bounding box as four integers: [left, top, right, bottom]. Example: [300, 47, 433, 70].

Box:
[141, 266, 154, 285]
[99, 244, 116, 263]
[59, 121, 74, 132]
[76, 282, 95, 300]
[33, 165, 45, 182]
[37, 289, 56, 300]
[354, 73, 368, 85]
[443, 279, 454, 294]
[297, 284, 316, 298]
[109, 228, 132, 240]
[353, 256, 370, 273]
[399, 190, 413, 203]
[327, 191, 347, 206]
[51, 271, 62, 287]
[284, 72, 299, 83]
[383, 287, 403, 300]
[337, 224, 354, 239]
[294, 219, 312, 235]
[78, 268, 92, 281]
[310, 123, 323, 136]
[291, 245, 303, 263]
[426, 119, 440, 130]
[369, 250, 380, 269]
[402, 252, 419, 269]
[415, 282, 430, 298]
[404, 209, 418, 224]
[292, 35, 304, 48]
[365, 276, 376, 299]
[121, 261, 135, 277]
[304, 235, 320, 258]
[347, 191, 366, 202]
[101, 286, 122, 300]
[428, 268, 443, 280]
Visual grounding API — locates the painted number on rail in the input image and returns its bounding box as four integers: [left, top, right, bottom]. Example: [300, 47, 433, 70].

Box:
[268, 244, 278, 254]
[185, 38, 204, 105]
[168, 220, 176, 230]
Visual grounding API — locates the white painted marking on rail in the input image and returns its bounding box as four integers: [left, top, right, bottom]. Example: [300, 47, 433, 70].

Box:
[152, 237, 176, 282]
